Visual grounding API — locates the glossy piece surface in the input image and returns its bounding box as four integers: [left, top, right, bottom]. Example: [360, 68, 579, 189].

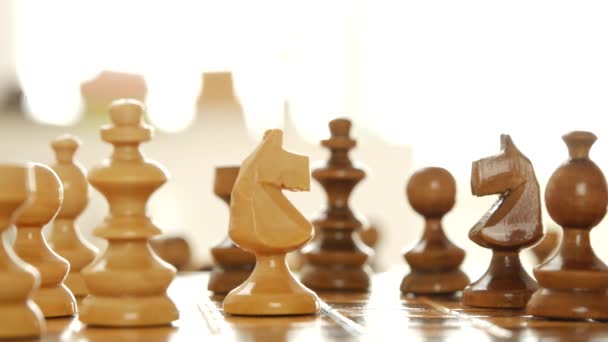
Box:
[0, 163, 45, 338]
[464, 135, 542, 308]
[528, 131, 608, 319]
[208, 166, 255, 294]
[48, 135, 98, 297]
[300, 119, 373, 291]
[401, 167, 469, 294]
[224, 129, 319, 315]
[13, 163, 77, 317]
[80, 99, 178, 326]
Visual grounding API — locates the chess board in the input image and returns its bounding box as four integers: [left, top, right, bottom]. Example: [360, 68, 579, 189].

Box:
[39, 271, 608, 341]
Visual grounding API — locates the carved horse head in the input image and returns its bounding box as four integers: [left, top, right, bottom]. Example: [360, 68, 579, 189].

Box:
[229, 130, 313, 253]
[470, 135, 543, 249]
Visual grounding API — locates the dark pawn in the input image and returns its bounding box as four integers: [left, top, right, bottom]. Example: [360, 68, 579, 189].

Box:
[528, 131, 608, 320]
[401, 167, 469, 295]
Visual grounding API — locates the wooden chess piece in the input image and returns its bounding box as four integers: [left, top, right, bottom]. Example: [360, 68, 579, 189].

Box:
[300, 118, 373, 291]
[48, 135, 98, 297]
[462, 135, 542, 308]
[13, 163, 77, 317]
[79, 99, 179, 326]
[208, 166, 255, 294]
[401, 167, 470, 294]
[358, 222, 379, 249]
[223, 130, 319, 315]
[150, 236, 192, 270]
[530, 229, 560, 264]
[0, 163, 45, 338]
[527, 131, 608, 319]
[359, 220, 381, 271]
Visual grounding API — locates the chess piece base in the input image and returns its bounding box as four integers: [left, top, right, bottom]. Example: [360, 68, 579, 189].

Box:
[462, 286, 535, 308]
[462, 251, 537, 308]
[64, 272, 88, 297]
[401, 269, 469, 294]
[223, 255, 319, 316]
[208, 266, 254, 295]
[79, 294, 179, 326]
[80, 240, 179, 326]
[527, 288, 608, 320]
[299, 263, 372, 291]
[0, 302, 45, 338]
[35, 285, 77, 317]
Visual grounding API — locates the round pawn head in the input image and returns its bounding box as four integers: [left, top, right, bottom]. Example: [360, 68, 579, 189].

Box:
[14, 164, 62, 227]
[545, 131, 608, 229]
[0, 163, 33, 230]
[406, 167, 456, 219]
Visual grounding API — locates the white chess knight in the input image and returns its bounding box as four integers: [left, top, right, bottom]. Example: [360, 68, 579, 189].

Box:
[223, 129, 320, 316]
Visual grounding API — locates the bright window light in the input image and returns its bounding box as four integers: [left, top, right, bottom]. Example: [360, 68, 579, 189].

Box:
[12, 0, 608, 163]
[14, 0, 244, 131]
[364, 0, 608, 178]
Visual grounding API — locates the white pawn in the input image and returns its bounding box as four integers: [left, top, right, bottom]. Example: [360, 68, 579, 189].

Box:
[13, 163, 77, 317]
[0, 163, 45, 338]
[48, 135, 98, 297]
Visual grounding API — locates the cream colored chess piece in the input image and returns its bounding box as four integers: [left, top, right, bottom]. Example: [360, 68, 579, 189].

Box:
[223, 129, 320, 316]
[79, 99, 179, 326]
[0, 163, 45, 338]
[48, 135, 98, 297]
[13, 163, 77, 317]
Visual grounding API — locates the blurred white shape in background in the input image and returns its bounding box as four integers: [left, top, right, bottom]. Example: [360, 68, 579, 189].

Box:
[285, 0, 353, 144]
[10, 0, 608, 171]
[232, 0, 288, 141]
[13, 0, 239, 131]
[364, 0, 608, 179]
[14, 1, 91, 125]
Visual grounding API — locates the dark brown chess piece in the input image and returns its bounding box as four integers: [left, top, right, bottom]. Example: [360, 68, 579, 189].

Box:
[463, 135, 543, 308]
[530, 229, 560, 264]
[208, 166, 255, 294]
[527, 131, 608, 320]
[300, 118, 373, 291]
[358, 223, 379, 249]
[401, 167, 469, 294]
[150, 236, 192, 271]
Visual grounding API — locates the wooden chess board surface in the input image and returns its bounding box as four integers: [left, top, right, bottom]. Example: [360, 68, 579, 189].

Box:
[40, 272, 608, 341]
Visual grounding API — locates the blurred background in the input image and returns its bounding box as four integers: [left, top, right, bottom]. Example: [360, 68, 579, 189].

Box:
[2, 0, 608, 278]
